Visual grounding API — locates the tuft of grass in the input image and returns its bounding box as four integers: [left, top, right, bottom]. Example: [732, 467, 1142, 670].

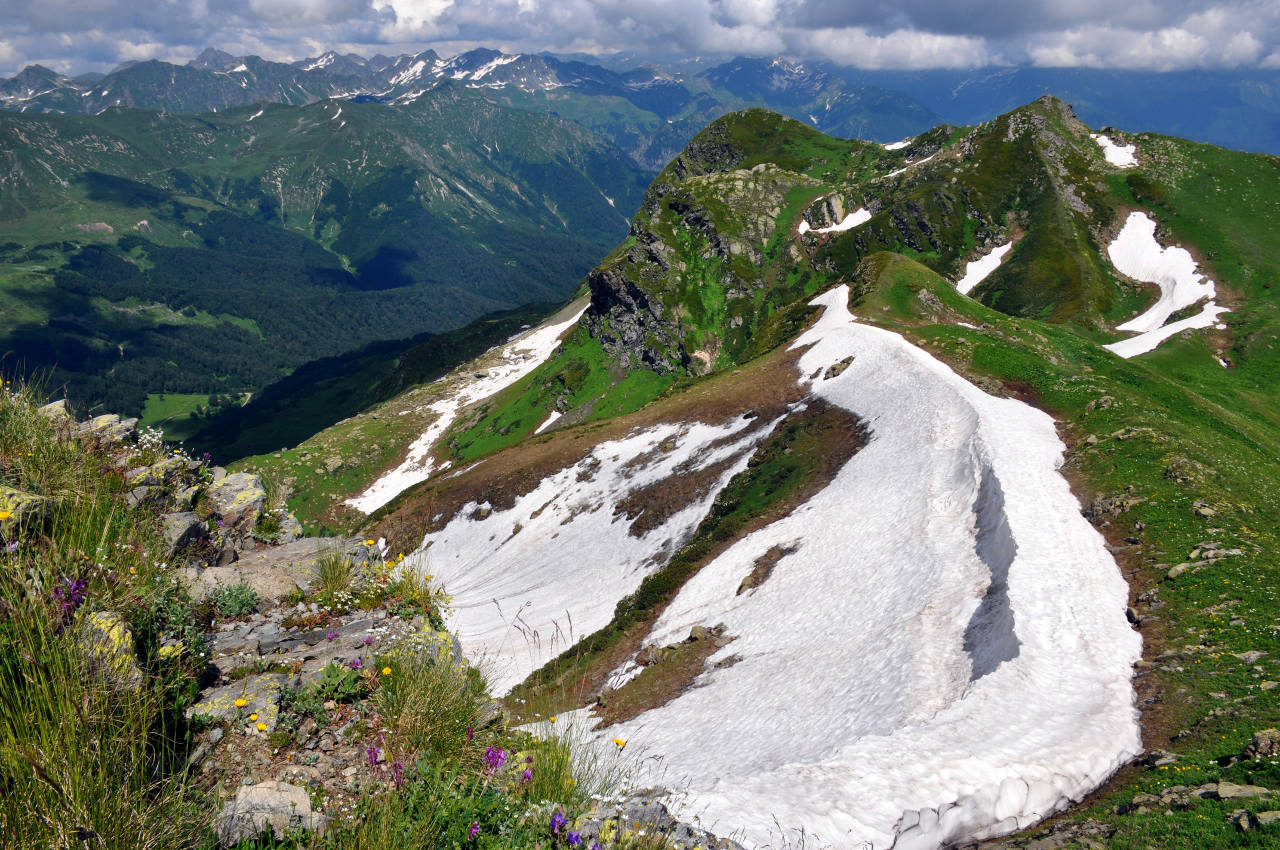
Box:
[312, 548, 354, 599]
[375, 652, 490, 767]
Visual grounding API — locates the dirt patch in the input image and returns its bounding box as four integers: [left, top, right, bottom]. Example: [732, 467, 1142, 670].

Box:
[737, 542, 801, 595]
[614, 452, 746, 538]
[594, 625, 733, 727]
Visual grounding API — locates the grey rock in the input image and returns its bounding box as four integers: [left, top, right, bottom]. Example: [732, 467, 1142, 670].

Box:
[75, 413, 138, 443]
[187, 673, 292, 732]
[1258, 811, 1280, 826]
[214, 781, 325, 847]
[161, 512, 206, 557]
[207, 472, 267, 529]
[0, 485, 51, 533]
[1245, 729, 1280, 759]
[1217, 781, 1275, 800]
[38, 399, 70, 421]
[76, 611, 144, 689]
[1232, 809, 1258, 831]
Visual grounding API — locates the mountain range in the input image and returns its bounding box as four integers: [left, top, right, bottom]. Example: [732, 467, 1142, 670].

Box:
[6, 49, 1280, 167]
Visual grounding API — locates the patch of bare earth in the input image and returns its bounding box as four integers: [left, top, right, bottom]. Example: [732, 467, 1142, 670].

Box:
[594, 625, 735, 727]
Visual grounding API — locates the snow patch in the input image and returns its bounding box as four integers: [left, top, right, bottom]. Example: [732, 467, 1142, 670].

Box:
[407, 416, 770, 694]
[246, 107, 264, 121]
[1104, 303, 1230, 358]
[390, 60, 428, 86]
[812, 208, 871, 234]
[955, 241, 1013, 295]
[884, 152, 937, 179]
[1091, 134, 1137, 168]
[230, 63, 249, 73]
[883, 139, 912, 150]
[533, 410, 562, 434]
[797, 220, 810, 235]
[346, 303, 588, 513]
[1104, 211, 1228, 357]
[469, 54, 520, 81]
[601, 285, 1141, 848]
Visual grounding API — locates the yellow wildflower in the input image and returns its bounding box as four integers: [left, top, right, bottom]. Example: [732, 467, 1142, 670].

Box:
[382, 667, 392, 676]
[256, 722, 267, 732]
[549, 715, 556, 723]
[249, 713, 259, 721]
[234, 697, 247, 708]
[612, 738, 627, 749]
[364, 539, 375, 546]
[0, 511, 11, 520]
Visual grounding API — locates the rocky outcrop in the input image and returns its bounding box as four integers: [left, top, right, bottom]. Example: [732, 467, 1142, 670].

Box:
[214, 781, 326, 847]
[188, 537, 346, 602]
[586, 265, 688, 373]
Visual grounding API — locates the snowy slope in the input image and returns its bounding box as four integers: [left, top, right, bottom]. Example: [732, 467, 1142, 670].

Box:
[405, 417, 773, 693]
[419, 285, 1141, 848]
[347, 301, 588, 513]
[598, 287, 1141, 848]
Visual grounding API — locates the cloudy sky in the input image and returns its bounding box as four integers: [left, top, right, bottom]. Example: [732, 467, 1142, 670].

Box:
[2, 0, 1279, 77]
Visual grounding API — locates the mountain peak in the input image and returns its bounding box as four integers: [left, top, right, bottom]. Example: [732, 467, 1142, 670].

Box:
[189, 47, 238, 70]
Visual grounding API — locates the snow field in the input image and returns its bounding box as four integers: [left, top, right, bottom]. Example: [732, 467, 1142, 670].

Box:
[406, 416, 776, 694]
[1091, 134, 1138, 168]
[883, 139, 912, 150]
[955, 241, 1013, 295]
[1104, 211, 1227, 358]
[346, 302, 588, 513]
[798, 207, 871, 235]
[601, 287, 1141, 848]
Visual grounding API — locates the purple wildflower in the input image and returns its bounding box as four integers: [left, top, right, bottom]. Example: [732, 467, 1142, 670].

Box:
[466, 724, 474, 742]
[567, 831, 582, 847]
[362, 635, 375, 646]
[366, 745, 380, 766]
[5, 541, 18, 553]
[468, 821, 480, 839]
[521, 766, 532, 784]
[51, 576, 88, 630]
[391, 760, 404, 789]
[325, 629, 339, 641]
[483, 746, 506, 773]
[591, 844, 603, 850]
[349, 657, 364, 670]
[216, 519, 225, 527]
[550, 811, 567, 836]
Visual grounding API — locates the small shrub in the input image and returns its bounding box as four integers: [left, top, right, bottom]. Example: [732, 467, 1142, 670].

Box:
[207, 582, 260, 618]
